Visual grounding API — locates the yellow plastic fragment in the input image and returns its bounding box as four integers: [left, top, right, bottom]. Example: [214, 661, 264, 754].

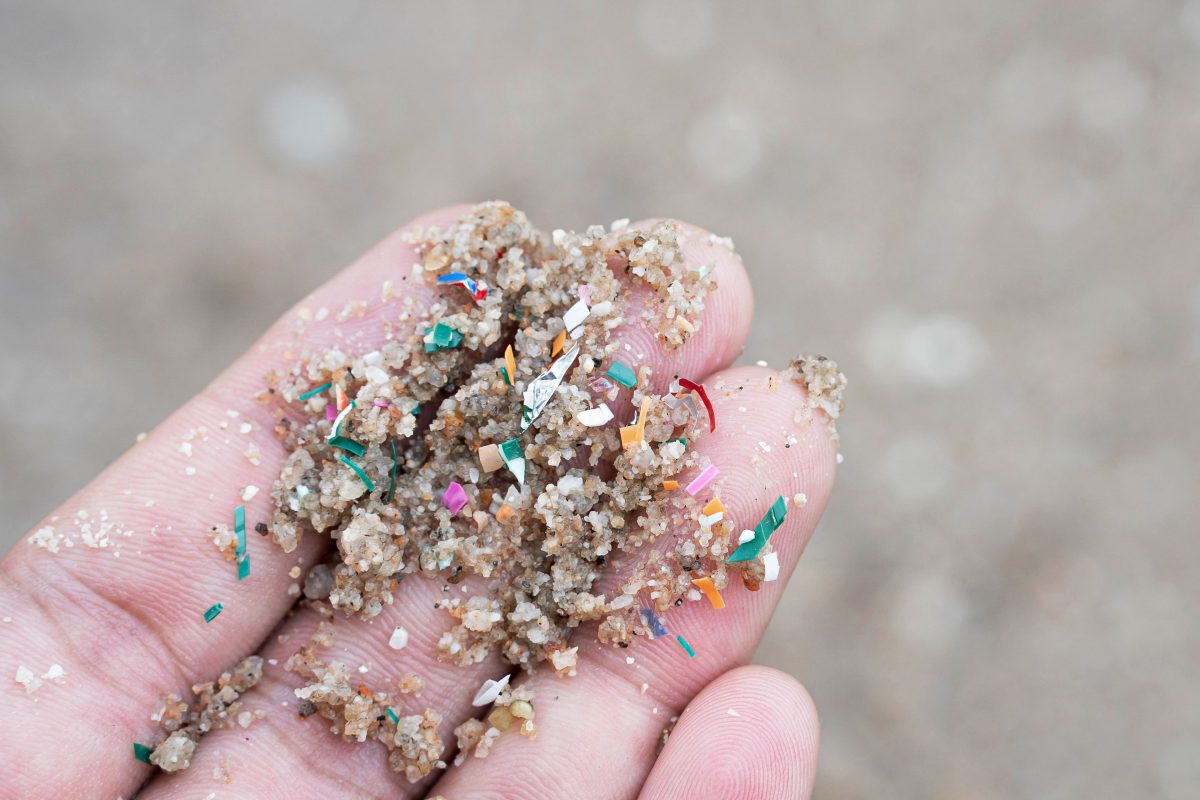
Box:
[691, 576, 726, 610]
[496, 504, 515, 522]
[702, 498, 726, 517]
[504, 345, 517, 385]
[620, 396, 652, 450]
[552, 330, 567, 357]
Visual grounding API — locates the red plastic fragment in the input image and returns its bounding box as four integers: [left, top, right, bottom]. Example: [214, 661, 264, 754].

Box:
[678, 378, 716, 433]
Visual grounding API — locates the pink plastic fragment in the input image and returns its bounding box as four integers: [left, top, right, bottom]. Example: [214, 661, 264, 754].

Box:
[325, 404, 337, 421]
[442, 481, 468, 515]
[685, 465, 719, 496]
[372, 399, 390, 408]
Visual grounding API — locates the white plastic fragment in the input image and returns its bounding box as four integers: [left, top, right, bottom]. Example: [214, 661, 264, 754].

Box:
[576, 403, 614, 427]
[472, 674, 511, 707]
[699, 512, 725, 527]
[738, 529, 756, 544]
[388, 626, 409, 650]
[763, 552, 780, 582]
[14, 665, 42, 694]
[563, 299, 590, 332]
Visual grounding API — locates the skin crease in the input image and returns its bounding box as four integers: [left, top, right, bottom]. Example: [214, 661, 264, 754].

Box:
[0, 206, 834, 800]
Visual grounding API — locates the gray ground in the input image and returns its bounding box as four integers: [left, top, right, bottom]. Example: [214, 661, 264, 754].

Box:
[1, 2, 1197, 797]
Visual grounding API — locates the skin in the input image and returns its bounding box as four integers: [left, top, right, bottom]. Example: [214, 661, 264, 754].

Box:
[0, 205, 834, 800]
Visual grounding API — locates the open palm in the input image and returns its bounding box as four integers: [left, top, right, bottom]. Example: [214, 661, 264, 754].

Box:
[0, 206, 834, 800]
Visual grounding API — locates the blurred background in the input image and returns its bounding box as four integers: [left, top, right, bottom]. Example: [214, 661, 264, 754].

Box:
[2, 1, 1197, 796]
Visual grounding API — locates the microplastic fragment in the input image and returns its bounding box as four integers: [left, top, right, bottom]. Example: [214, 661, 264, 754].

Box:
[728, 495, 788, 563]
[575, 403, 614, 427]
[676, 635, 696, 658]
[499, 437, 525, 486]
[133, 742, 154, 763]
[329, 400, 356, 440]
[678, 378, 716, 433]
[691, 577, 726, 610]
[297, 383, 331, 401]
[702, 498, 726, 517]
[478, 443, 504, 473]
[386, 707, 400, 724]
[442, 482, 468, 515]
[335, 384, 350, 412]
[436, 272, 488, 302]
[763, 552, 781, 582]
[503, 345, 516, 386]
[386, 439, 398, 503]
[662, 480, 679, 490]
[203, 603, 224, 623]
[472, 674, 511, 707]
[552, 330, 567, 357]
[521, 345, 579, 430]
[372, 399, 390, 407]
[424, 322, 464, 353]
[329, 436, 366, 457]
[640, 608, 670, 638]
[388, 626, 409, 650]
[685, 465, 719, 496]
[620, 396, 652, 450]
[339, 456, 375, 493]
[606, 360, 637, 389]
[562, 299, 590, 332]
[234, 505, 249, 581]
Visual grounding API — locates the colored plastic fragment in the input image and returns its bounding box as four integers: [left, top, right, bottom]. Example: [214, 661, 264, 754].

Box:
[387, 439, 398, 503]
[234, 504, 249, 581]
[500, 437, 525, 486]
[328, 436, 365, 457]
[606, 360, 637, 389]
[478, 443, 504, 472]
[521, 345, 579, 430]
[702, 497, 726, 517]
[502, 345, 517, 386]
[339, 455, 375, 493]
[678, 378, 716, 433]
[676, 635, 696, 658]
[297, 382, 332, 401]
[691, 576, 726, 609]
[662, 479, 679, 490]
[203, 603, 224, 623]
[727, 495, 788, 563]
[620, 396, 652, 449]
[386, 707, 400, 724]
[423, 322, 464, 353]
[442, 481, 468, 515]
[133, 742, 154, 763]
[437, 272, 488, 302]
[329, 400, 356, 440]
[685, 464, 719, 496]
[640, 607, 670, 638]
[551, 330, 567, 357]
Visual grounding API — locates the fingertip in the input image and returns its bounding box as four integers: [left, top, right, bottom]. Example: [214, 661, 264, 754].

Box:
[640, 665, 820, 800]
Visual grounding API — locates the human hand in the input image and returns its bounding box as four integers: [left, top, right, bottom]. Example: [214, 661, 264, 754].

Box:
[0, 205, 835, 800]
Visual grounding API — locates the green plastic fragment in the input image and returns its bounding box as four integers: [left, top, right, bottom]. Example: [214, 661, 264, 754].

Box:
[133, 742, 154, 763]
[386, 707, 399, 724]
[339, 455, 375, 493]
[727, 495, 789, 563]
[203, 603, 224, 623]
[676, 635, 696, 658]
[499, 436, 525, 485]
[668, 436, 688, 450]
[387, 439, 398, 503]
[411, 404, 423, 416]
[329, 436, 366, 457]
[500, 367, 511, 386]
[606, 360, 637, 389]
[298, 382, 332, 401]
[234, 504, 249, 581]
[423, 322, 463, 353]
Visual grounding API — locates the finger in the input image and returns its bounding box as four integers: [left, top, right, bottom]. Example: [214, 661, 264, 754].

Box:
[0, 205, 474, 799]
[429, 364, 837, 799]
[639, 665, 819, 800]
[138, 218, 756, 798]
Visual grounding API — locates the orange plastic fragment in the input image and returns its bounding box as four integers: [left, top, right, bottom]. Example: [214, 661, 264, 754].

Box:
[663, 480, 679, 490]
[620, 396, 652, 450]
[357, 683, 373, 698]
[496, 504, 514, 522]
[691, 576, 726, 609]
[335, 384, 350, 412]
[551, 330, 567, 357]
[504, 345, 516, 384]
[702, 497, 726, 517]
